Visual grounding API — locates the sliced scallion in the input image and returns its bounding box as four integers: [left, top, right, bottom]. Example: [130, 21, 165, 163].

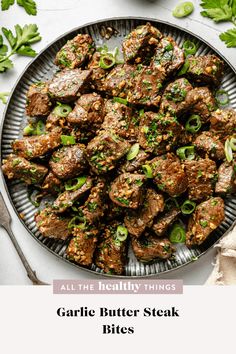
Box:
[183, 40, 197, 56]
[116, 225, 128, 242]
[113, 97, 128, 105]
[172, 2, 194, 18]
[127, 143, 140, 161]
[99, 54, 116, 69]
[176, 146, 195, 160]
[229, 137, 236, 152]
[169, 223, 186, 243]
[53, 103, 72, 117]
[61, 135, 76, 145]
[142, 164, 153, 178]
[215, 90, 229, 106]
[185, 115, 201, 133]
[181, 200, 196, 215]
[65, 176, 87, 191]
[225, 139, 233, 162]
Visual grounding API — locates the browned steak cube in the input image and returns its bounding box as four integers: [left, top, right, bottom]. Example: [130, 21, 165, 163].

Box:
[67, 93, 105, 132]
[53, 177, 93, 213]
[186, 197, 225, 246]
[151, 153, 188, 196]
[186, 55, 224, 86]
[194, 131, 225, 160]
[124, 189, 164, 237]
[184, 158, 217, 201]
[48, 68, 92, 102]
[95, 221, 128, 275]
[67, 226, 99, 266]
[49, 145, 88, 180]
[138, 112, 184, 155]
[106, 201, 125, 221]
[86, 130, 130, 174]
[109, 173, 146, 209]
[131, 233, 175, 263]
[160, 78, 193, 116]
[119, 149, 149, 173]
[210, 109, 236, 141]
[215, 161, 236, 195]
[46, 111, 66, 132]
[185, 87, 216, 122]
[151, 37, 185, 76]
[35, 207, 71, 240]
[12, 130, 61, 160]
[152, 207, 181, 237]
[87, 52, 108, 91]
[122, 22, 162, 63]
[101, 101, 134, 139]
[127, 66, 166, 107]
[104, 64, 135, 98]
[41, 171, 63, 195]
[2, 154, 48, 184]
[55, 34, 95, 69]
[82, 179, 107, 224]
[26, 82, 51, 117]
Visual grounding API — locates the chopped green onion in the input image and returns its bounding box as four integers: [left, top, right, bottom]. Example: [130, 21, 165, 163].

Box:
[142, 164, 153, 178]
[225, 139, 233, 162]
[53, 103, 72, 117]
[65, 176, 87, 191]
[127, 143, 140, 161]
[36, 120, 45, 135]
[185, 115, 202, 133]
[169, 223, 186, 243]
[177, 59, 190, 76]
[113, 97, 128, 105]
[61, 135, 76, 145]
[181, 200, 196, 215]
[165, 197, 179, 211]
[172, 2, 194, 18]
[23, 124, 35, 136]
[229, 137, 236, 151]
[68, 216, 85, 229]
[215, 90, 229, 106]
[116, 225, 128, 242]
[183, 40, 197, 56]
[99, 54, 116, 69]
[28, 189, 42, 207]
[97, 44, 109, 55]
[176, 146, 195, 160]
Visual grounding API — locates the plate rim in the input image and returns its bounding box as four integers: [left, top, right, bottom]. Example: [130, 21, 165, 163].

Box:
[1, 16, 236, 279]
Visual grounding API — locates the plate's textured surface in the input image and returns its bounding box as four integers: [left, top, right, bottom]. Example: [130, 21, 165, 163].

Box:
[1, 18, 236, 277]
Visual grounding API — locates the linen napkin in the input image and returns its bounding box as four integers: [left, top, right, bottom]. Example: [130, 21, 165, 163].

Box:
[206, 227, 236, 285]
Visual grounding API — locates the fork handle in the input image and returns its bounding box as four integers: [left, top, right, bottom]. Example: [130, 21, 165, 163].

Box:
[4, 225, 48, 285]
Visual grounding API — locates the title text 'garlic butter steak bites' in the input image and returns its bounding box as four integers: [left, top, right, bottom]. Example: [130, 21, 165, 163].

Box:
[3, 22, 234, 275]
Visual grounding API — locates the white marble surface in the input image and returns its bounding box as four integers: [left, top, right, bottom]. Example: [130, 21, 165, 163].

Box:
[0, 0, 235, 285]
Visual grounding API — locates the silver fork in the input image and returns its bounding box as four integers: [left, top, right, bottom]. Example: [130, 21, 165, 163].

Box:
[0, 191, 48, 285]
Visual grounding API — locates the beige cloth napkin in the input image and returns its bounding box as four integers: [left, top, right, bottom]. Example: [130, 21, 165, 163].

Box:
[206, 227, 236, 285]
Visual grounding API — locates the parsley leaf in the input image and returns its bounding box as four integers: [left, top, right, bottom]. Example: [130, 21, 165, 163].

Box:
[220, 27, 236, 46]
[17, 0, 37, 16]
[1, 0, 15, 10]
[200, 0, 232, 22]
[0, 92, 10, 104]
[0, 58, 13, 72]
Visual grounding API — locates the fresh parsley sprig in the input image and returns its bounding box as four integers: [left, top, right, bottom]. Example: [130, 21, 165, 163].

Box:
[1, 0, 37, 15]
[0, 92, 9, 104]
[200, 0, 236, 47]
[0, 24, 41, 73]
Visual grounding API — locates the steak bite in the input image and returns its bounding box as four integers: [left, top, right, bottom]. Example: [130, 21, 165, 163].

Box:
[210, 109, 236, 141]
[35, 207, 71, 240]
[194, 131, 225, 160]
[127, 66, 166, 107]
[119, 149, 149, 173]
[152, 207, 181, 237]
[186, 55, 224, 86]
[67, 93, 105, 131]
[49, 145, 88, 180]
[151, 153, 188, 197]
[186, 197, 225, 247]
[67, 226, 99, 266]
[12, 130, 61, 160]
[53, 177, 93, 213]
[26, 82, 51, 117]
[104, 63, 135, 98]
[122, 22, 162, 63]
[184, 158, 217, 201]
[55, 34, 95, 69]
[109, 173, 146, 209]
[85, 130, 130, 174]
[95, 221, 128, 275]
[82, 179, 107, 224]
[185, 87, 216, 122]
[88, 52, 108, 91]
[215, 161, 236, 195]
[48, 68, 92, 102]
[41, 171, 63, 195]
[2, 154, 48, 185]
[160, 78, 193, 116]
[131, 232, 174, 263]
[151, 37, 185, 76]
[138, 112, 184, 155]
[124, 189, 164, 237]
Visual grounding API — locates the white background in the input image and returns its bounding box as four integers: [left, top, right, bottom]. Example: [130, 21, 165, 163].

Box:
[0, 0, 236, 284]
